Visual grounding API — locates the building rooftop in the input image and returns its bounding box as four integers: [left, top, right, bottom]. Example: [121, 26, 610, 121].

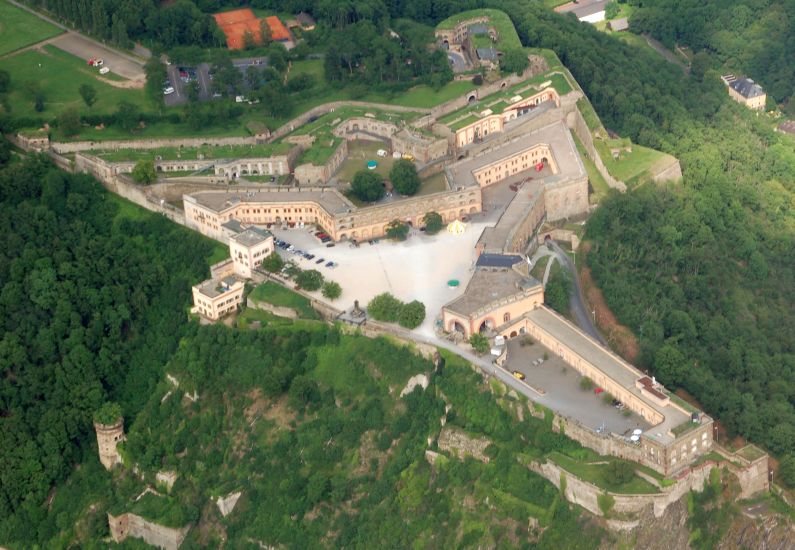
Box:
[469, 23, 489, 34]
[476, 47, 499, 61]
[610, 17, 629, 31]
[444, 266, 540, 317]
[187, 188, 354, 216]
[231, 226, 273, 247]
[195, 276, 243, 299]
[556, 0, 607, 19]
[447, 121, 585, 191]
[221, 219, 244, 234]
[296, 12, 316, 28]
[476, 253, 525, 268]
[730, 77, 765, 99]
[525, 306, 693, 444]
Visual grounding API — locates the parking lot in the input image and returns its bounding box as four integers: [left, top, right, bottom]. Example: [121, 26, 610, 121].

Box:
[163, 57, 267, 106]
[51, 33, 145, 84]
[503, 338, 649, 436]
[268, 221, 491, 336]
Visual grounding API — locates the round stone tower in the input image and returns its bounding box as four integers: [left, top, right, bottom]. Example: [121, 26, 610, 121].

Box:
[94, 409, 125, 471]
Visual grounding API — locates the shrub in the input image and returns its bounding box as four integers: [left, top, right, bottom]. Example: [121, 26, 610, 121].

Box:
[321, 281, 342, 300]
[261, 252, 284, 273]
[469, 333, 489, 354]
[606, 460, 635, 486]
[132, 160, 157, 184]
[94, 402, 122, 425]
[385, 219, 409, 241]
[367, 293, 403, 322]
[423, 211, 443, 234]
[398, 300, 425, 329]
[597, 492, 615, 516]
[579, 377, 594, 391]
[296, 269, 323, 291]
[778, 455, 795, 488]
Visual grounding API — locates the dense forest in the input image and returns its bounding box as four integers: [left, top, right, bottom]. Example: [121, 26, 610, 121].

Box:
[0, 155, 220, 537]
[4, 321, 609, 548]
[629, 0, 795, 109]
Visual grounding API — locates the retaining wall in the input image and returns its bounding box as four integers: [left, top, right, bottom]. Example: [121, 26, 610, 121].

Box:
[52, 135, 261, 154]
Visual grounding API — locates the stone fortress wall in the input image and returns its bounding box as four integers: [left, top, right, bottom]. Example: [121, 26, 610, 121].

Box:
[108, 513, 190, 550]
[51, 135, 263, 155]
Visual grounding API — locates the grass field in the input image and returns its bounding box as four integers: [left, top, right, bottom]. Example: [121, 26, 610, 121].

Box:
[93, 141, 294, 162]
[594, 139, 671, 184]
[436, 9, 522, 51]
[335, 140, 396, 183]
[547, 451, 660, 494]
[0, 45, 147, 118]
[417, 172, 448, 195]
[0, 0, 63, 56]
[572, 134, 610, 202]
[249, 281, 320, 319]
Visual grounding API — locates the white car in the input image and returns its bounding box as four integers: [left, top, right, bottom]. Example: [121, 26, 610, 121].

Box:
[163, 87, 175, 95]
[98, 67, 109, 75]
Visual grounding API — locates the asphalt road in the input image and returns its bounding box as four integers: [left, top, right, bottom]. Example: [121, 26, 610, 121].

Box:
[550, 240, 607, 345]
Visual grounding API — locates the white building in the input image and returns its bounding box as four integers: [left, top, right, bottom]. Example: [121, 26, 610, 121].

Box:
[230, 226, 275, 278]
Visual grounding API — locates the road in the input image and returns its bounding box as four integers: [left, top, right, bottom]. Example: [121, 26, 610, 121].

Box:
[550, 240, 607, 345]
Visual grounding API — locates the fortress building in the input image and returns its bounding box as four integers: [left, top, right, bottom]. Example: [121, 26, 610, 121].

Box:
[230, 226, 274, 278]
[94, 416, 125, 471]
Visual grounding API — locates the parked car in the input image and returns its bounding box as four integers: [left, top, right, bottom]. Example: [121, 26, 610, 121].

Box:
[325, 261, 334, 268]
[315, 258, 325, 264]
[512, 371, 526, 381]
[163, 86, 175, 95]
[99, 67, 109, 75]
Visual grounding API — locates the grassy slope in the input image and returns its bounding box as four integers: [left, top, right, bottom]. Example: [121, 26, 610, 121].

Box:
[249, 280, 320, 319]
[0, 45, 147, 118]
[0, 0, 63, 56]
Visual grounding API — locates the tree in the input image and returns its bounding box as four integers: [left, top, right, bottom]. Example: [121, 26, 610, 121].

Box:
[322, 281, 342, 300]
[469, 333, 489, 354]
[261, 252, 284, 273]
[654, 344, 686, 386]
[398, 300, 425, 329]
[779, 456, 795, 488]
[132, 160, 157, 184]
[296, 269, 323, 291]
[56, 109, 81, 136]
[78, 84, 97, 107]
[605, 1, 620, 20]
[259, 19, 272, 45]
[606, 460, 635, 486]
[422, 211, 443, 234]
[0, 70, 10, 93]
[94, 402, 122, 425]
[500, 49, 529, 76]
[367, 293, 403, 322]
[115, 101, 140, 131]
[143, 57, 166, 107]
[186, 80, 200, 103]
[351, 171, 385, 202]
[242, 30, 257, 50]
[389, 159, 421, 196]
[385, 220, 409, 241]
[544, 268, 570, 314]
[26, 81, 45, 112]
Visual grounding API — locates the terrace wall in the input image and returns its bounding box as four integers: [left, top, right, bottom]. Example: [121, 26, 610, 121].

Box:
[294, 140, 349, 185]
[52, 136, 261, 154]
[108, 513, 190, 550]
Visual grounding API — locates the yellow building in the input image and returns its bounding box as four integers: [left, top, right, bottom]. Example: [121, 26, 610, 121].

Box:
[229, 226, 275, 278]
[723, 75, 766, 110]
[191, 276, 245, 321]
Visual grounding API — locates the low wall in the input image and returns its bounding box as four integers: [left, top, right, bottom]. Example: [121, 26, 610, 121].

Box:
[565, 106, 626, 192]
[52, 135, 260, 154]
[538, 228, 580, 251]
[247, 297, 298, 319]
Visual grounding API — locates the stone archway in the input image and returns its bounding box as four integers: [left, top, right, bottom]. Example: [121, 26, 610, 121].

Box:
[479, 319, 494, 333]
[450, 320, 467, 338]
[510, 331, 518, 338]
[468, 94, 477, 104]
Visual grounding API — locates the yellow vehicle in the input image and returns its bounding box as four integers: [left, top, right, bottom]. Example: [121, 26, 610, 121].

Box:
[512, 370, 525, 381]
[401, 153, 415, 161]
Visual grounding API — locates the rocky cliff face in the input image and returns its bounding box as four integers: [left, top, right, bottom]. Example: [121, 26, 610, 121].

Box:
[718, 509, 795, 550]
[600, 497, 692, 550]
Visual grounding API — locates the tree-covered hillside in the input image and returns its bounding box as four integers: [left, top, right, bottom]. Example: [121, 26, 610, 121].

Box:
[496, 5, 794, 458]
[0, 155, 221, 538]
[629, 0, 795, 109]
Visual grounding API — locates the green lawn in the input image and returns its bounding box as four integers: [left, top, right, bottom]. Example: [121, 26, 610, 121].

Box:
[0, 45, 147, 118]
[547, 452, 660, 494]
[93, 142, 294, 162]
[572, 134, 610, 202]
[417, 172, 448, 195]
[436, 9, 522, 51]
[249, 281, 320, 320]
[594, 139, 671, 184]
[576, 97, 604, 133]
[335, 140, 395, 183]
[0, 0, 63, 56]
[530, 255, 550, 281]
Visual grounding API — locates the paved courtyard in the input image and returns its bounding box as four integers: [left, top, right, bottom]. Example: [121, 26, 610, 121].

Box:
[271, 220, 492, 336]
[502, 338, 650, 436]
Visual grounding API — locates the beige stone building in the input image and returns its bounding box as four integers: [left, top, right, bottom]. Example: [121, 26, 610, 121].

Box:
[229, 226, 275, 278]
[722, 75, 766, 110]
[109, 512, 190, 550]
[94, 417, 125, 471]
[191, 276, 245, 321]
[451, 88, 561, 148]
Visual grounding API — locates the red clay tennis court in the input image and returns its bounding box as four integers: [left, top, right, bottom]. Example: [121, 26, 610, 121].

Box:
[213, 9, 291, 50]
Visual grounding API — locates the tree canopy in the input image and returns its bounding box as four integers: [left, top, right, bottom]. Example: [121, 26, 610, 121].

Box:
[351, 170, 385, 202]
[389, 159, 421, 196]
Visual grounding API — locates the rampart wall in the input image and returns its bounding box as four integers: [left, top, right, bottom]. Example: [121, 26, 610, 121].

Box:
[294, 140, 348, 185]
[108, 513, 190, 550]
[52, 135, 261, 154]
